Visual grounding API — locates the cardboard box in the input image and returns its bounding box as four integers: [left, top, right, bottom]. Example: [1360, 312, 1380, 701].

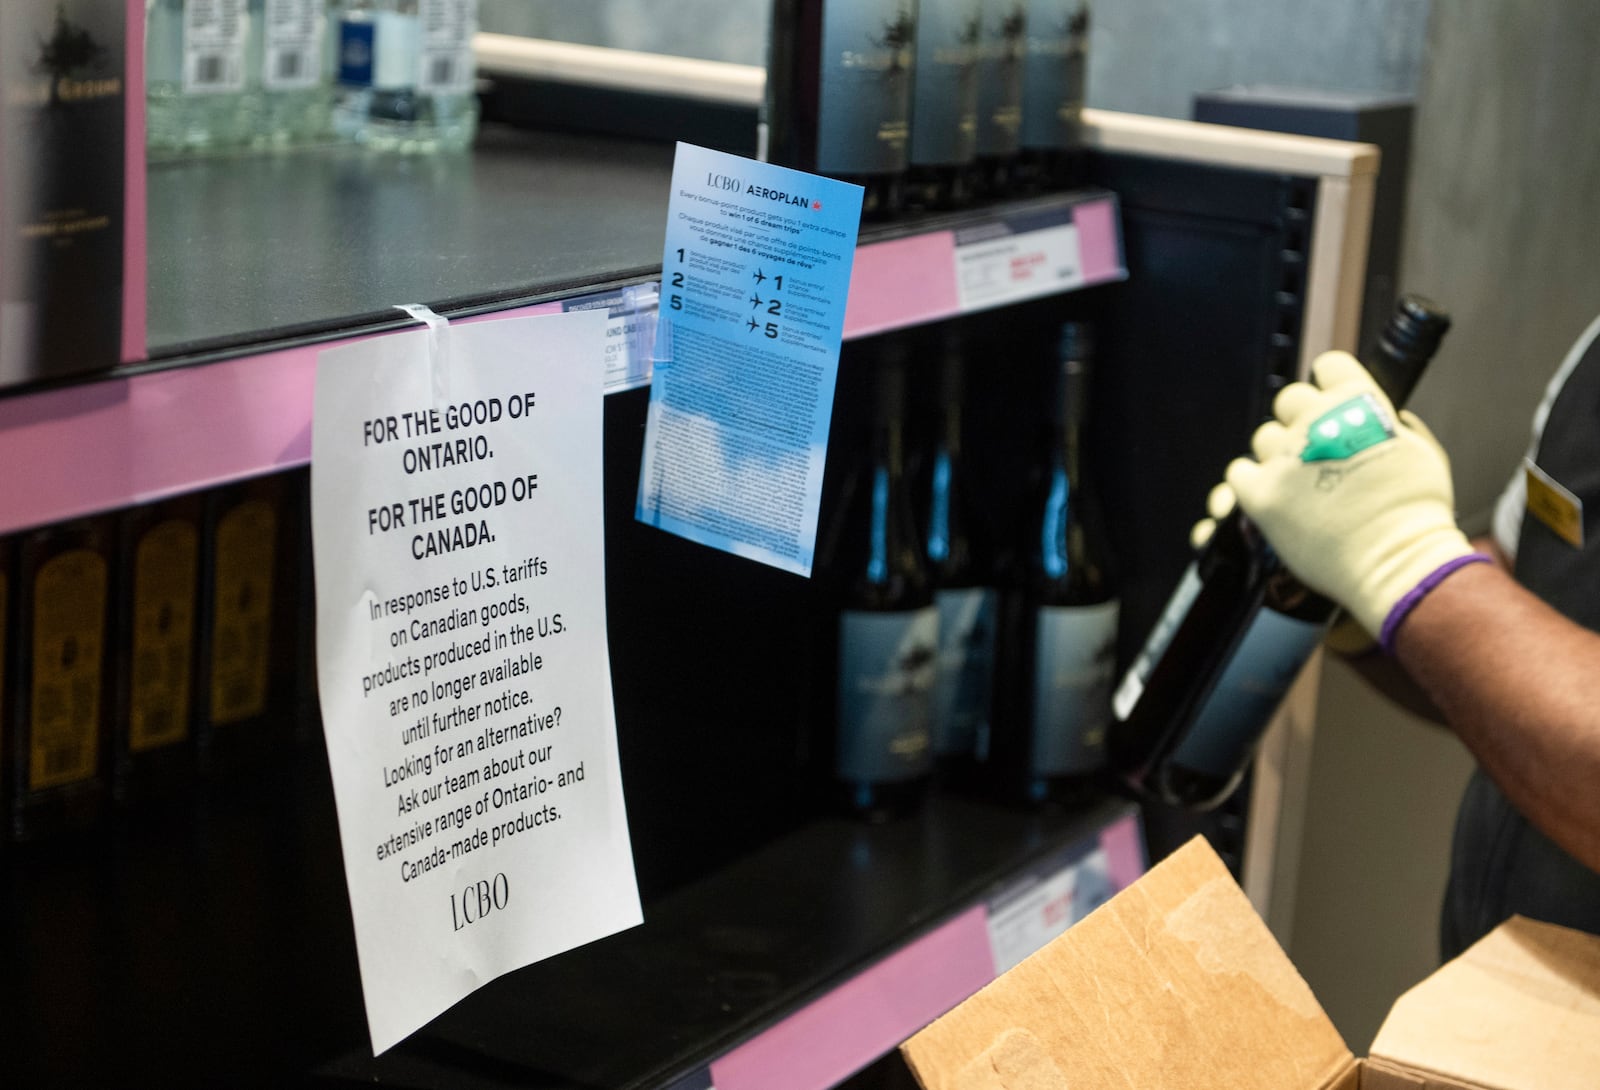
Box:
[902, 837, 1600, 1090]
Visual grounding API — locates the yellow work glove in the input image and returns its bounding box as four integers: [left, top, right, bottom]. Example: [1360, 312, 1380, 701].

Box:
[1224, 351, 1488, 652]
[1191, 482, 1376, 655]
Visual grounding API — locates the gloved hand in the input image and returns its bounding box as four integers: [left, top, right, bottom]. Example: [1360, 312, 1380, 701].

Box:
[1222, 350, 1486, 650]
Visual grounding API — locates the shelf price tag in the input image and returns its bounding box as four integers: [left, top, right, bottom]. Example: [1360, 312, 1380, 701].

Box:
[312, 309, 641, 1055]
[636, 142, 864, 576]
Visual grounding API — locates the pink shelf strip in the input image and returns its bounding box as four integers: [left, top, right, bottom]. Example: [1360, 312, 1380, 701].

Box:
[707, 810, 1144, 1090]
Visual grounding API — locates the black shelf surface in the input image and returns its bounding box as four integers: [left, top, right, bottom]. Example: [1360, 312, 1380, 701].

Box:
[146, 125, 678, 358]
[318, 792, 1131, 1090]
[0, 725, 1130, 1088]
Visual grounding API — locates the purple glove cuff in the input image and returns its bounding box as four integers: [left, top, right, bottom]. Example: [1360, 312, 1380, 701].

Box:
[1379, 552, 1495, 655]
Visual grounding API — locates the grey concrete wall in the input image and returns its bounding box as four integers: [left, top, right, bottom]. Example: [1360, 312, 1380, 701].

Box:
[479, 0, 769, 64]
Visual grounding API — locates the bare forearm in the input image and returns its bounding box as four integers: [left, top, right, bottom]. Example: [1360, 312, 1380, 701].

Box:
[1392, 562, 1600, 873]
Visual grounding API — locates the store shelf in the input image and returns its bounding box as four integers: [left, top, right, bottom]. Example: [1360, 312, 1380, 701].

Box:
[316, 793, 1142, 1090]
[1, 723, 1138, 1090]
[0, 120, 1122, 538]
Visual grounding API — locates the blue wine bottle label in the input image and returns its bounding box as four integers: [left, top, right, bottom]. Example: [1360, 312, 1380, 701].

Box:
[1030, 600, 1118, 775]
[838, 607, 938, 781]
[1020, 0, 1089, 149]
[1170, 606, 1327, 777]
[932, 586, 997, 757]
[909, 0, 981, 167]
[817, 2, 914, 174]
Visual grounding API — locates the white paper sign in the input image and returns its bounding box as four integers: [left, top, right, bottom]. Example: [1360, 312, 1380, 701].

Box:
[312, 310, 641, 1054]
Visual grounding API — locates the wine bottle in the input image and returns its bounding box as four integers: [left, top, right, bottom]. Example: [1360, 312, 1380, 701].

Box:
[0, 535, 13, 836]
[904, 0, 981, 210]
[989, 321, 1118, 805]
[764, 0, 916, 219]
[10, 516, 115, 841]
[1017, 0, 1090, 191]
[112, 494, 203, 805]
[971, 1, 1026, 198]
[145, 0, 256, 158]
[197, 473, 295, 774]
[1109, 295, 1452, 810]
[918, 327, 999, 784]
[824, 340, 937, 819]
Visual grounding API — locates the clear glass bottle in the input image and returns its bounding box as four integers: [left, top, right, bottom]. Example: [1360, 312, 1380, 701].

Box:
[248, 0, 334, 148]
[333, 0, 480, 153]
[145, 0, 256, 158]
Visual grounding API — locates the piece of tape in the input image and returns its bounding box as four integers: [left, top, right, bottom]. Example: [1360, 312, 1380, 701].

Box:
[394, 303, 449, 399]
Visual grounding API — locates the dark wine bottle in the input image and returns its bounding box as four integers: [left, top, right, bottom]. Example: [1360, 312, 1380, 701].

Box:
[904, 0, 981, 210]
[10, 516, 115, 841]
[990, 321, 1118, 805]
[112, 493, 203, 805]
[1017, 0, 1091, 191]
[971, 2, 1027, 198]
[918, 327, 999, 784]
[196, 473, 296, 775]
[825, 340, 937, 819]
[765, 0, 917, 219]
[0, 534, 13, 838]
[1109, 295, 1452, 810]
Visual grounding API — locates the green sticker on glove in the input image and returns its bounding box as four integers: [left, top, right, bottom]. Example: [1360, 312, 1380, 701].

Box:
[1299, 393, 1396, 463]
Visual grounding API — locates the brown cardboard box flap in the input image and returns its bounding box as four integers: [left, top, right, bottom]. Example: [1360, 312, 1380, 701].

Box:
[1367, 915, 1600, 1090]
[902, 837, 1354, 1090]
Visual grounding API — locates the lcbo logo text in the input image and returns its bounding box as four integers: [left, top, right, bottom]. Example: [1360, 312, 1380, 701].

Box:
[451, 872, 510, 931]
[708, 172, 742, 192]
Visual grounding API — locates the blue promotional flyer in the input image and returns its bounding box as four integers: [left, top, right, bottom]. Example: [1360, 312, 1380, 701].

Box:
[636, 143, 864, 577]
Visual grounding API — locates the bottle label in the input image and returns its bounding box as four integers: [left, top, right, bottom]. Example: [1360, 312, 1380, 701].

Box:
[1170, 606, 1326, 777]
[418, 0, 477, 94]
[263, 0, 323, 92]
[182, 0, 248, 95]
[909, 0, 980, 167]
[340, 10, 420, 92]
[974, 4, 1026, 156]
[933, 586, 997, 757]
[29, 548, 107, 790]
[1030, 600, 1118, 775]
[838, 607, 938, 782]
[130, 520, 199, 753]
[1020, 1, 1089, 149]
[817, 2, 914, 175]
[1113, 562, 1202, 721]
[210, 498, 276, 726]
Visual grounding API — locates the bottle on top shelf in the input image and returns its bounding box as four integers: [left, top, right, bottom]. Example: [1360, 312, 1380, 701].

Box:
[112, 494, 204, 805]
[904, 0, 982, 211]
[1017, 0, 1090, 191]
[916, 326, 999, 786]
[249, 0, 334, 148]
[333, 0, 480, 153]
[817, 337, 937, 820]
[970, 2, 1026, 198]
[987, 320, 1118, 806]
[145, 0, 256, 157]
[764, 0, 916, 219]
[1108, 295, 1452, 811]
[9, 516, 115, 841]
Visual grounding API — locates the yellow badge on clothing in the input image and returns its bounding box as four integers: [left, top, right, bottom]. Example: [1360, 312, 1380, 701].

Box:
[1524, 457, 1584, 548]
